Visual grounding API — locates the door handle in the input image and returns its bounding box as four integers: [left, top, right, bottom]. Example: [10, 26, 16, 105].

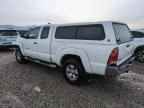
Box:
[33, 42, 38, 44]
[126, 44, 130, 47]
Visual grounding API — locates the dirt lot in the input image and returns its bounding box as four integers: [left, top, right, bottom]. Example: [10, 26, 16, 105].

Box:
[0, 49, 144, 108]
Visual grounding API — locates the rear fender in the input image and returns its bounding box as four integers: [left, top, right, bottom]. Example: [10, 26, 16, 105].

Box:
[55, 48, 92, 74]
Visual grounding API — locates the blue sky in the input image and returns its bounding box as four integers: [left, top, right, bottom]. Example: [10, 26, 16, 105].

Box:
[0, 0, 144, 29]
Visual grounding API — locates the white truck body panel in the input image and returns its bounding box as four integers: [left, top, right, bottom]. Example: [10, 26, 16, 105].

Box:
[131, 30, 144, 48]
[13, 21, 135, 76]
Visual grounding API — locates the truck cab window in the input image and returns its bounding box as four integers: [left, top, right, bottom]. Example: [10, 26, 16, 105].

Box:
[40, 27, 50, 39]
[27, 27, 40, 39]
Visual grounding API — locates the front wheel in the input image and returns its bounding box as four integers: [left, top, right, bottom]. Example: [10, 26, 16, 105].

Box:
[15, 48, 27, 64]
[136, 48, 144, 63]
[63, 59, 86, 85]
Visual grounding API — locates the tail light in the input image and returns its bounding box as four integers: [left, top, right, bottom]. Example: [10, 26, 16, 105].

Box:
[108, 47, 119, 65]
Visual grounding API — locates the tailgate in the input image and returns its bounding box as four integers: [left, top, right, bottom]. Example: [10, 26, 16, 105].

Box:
[0, 36, 17, 42]
[113, 23, 135, 65]
[117, 41, 135, 65]
[0, 30, 18, 42]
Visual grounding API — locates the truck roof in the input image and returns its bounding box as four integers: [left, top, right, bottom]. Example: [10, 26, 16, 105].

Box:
[40, 21, 126, 27]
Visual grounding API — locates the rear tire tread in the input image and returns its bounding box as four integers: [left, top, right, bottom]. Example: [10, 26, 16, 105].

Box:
[136, 48, 144, 63]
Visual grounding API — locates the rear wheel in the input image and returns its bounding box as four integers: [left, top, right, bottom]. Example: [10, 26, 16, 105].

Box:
[136, 48, 144, 63]
[63, 59, 86, 85]
[15, 48, 27, 64]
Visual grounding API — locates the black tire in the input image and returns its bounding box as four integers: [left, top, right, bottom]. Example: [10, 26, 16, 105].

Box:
[15, 48, 27, 64]
[63, 58, 86, 85]
[136, 48, 144, 63]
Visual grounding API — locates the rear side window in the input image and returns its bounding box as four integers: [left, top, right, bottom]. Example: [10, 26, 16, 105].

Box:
[55, 24, 105, 40]
[55, 26, 77, 39]
[40, 27, 50, 39]
[131, 31, 144, 38]
[77, 25, 105, 40]
[113, 23, 132, 44]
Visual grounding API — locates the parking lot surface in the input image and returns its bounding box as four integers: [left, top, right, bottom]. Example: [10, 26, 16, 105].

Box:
[0, 49, 144, 108]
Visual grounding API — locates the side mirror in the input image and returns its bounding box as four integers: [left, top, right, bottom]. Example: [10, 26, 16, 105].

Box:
[24, 34, 27, 37]
[20, 33, 27, 38]
[23, 34, 27, 38]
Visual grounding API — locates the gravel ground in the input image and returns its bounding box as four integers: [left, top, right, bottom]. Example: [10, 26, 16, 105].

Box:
[0, 49, 144, 108]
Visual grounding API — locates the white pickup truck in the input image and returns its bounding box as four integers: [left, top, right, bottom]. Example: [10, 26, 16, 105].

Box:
[13, 21, 135, 85]
[131, 30, 144, 63]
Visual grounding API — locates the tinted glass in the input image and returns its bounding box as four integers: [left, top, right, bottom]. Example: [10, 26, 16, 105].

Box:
[0, 30, 18, 36]
[113, 23, 132, 44]
[77, 25, 105, 40]
[40, 27, 50, 39]
[19, 30, 29, 38]
[27, 27, 40, 39]
[55, 26, 77, 39]
[131, 31, 144, 38]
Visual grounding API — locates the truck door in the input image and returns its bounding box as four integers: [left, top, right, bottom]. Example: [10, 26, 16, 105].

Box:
[36, 26, 51, 62]
[22, 27, 41, 58]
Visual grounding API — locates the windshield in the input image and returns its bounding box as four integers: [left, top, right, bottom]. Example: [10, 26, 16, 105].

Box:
[0, 30, 18, 36]
[113, 23, 132, 44]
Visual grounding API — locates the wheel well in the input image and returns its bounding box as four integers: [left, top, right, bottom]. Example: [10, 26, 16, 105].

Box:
[15, 45, 19, 48]
[135, 46, 144, 54]
[61, 54, 82, 65]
